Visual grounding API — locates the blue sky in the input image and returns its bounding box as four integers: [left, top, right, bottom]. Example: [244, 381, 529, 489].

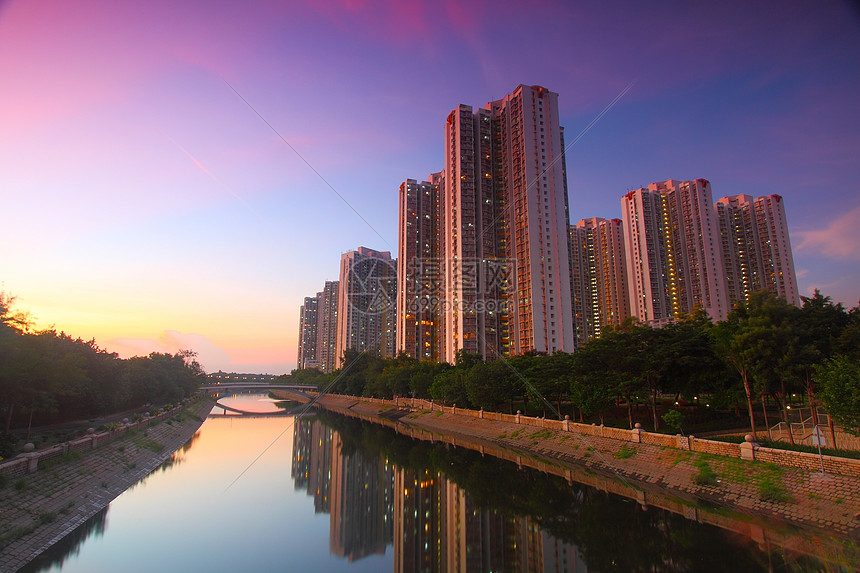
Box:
[1, 0, 858, 373]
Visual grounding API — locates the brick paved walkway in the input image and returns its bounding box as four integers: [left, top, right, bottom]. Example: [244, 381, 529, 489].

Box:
[0, 400, 213, 573]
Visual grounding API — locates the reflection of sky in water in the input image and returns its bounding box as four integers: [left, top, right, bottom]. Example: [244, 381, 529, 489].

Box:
[22, 403, 845, 573]
[214, 391, 292, 414]
[26, 407, 390, 573]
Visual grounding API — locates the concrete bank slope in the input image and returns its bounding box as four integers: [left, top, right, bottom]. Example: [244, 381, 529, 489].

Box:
[0, 400, 214, 573]
[277, 391, 860, 562]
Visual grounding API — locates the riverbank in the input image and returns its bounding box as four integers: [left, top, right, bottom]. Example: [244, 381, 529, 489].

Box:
[0, 399, 214, 573]
[279, 391, 860, 558]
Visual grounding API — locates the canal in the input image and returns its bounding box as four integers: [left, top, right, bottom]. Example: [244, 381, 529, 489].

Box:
[20, 393, 850, 572]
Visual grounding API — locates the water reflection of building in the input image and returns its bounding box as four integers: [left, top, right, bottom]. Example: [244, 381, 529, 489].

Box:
[330, 432, 395, 560]
[393, 466, 587, 573]
[293, 417, 586, 571]
[292, 417, 394, 560]
[291, 417, 333, 513]
[291, 417, 312, 490]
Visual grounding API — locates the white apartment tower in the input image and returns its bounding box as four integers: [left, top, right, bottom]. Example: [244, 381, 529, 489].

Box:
[297, 295, 320, 369]
[336, 247, 397, 364]
[753, 194, 800, 306]
[570, 217, 630, 346]
[715, 194, 800, 308]
[316, 280, 340, 373]
[622, 179, 728, 324]
[440, 85, 574, 361]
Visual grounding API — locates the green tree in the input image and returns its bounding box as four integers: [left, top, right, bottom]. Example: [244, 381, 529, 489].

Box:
[569, 337, 619, 425]
[429, 368, 469, 407]
[815, 355, 860, 435]
[465, 360, 519, 412]
[0, 292, 27, 433]
[712, 307, 761, 438]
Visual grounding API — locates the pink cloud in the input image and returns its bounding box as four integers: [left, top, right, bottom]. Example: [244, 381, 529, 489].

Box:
[795, 204, 860, 261]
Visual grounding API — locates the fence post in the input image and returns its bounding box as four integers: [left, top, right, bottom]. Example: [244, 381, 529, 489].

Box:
[631, 422, 642, 443]
[564, 415, 570, 432]
[740, 434, 756, 460]
[22, 453, 39, 473]
[516, 410, 521, 424]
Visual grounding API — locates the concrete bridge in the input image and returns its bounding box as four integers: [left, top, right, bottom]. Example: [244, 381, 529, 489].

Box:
[204, 384, 315, 416]
[200, 383, 316, 392]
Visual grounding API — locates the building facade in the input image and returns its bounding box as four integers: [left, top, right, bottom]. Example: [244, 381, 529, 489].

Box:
[316, 280, 340, 372]
[621, 179, 729, 324]
[715, 193, 800, 308]
[397, 175, 443, 361]
[297, 295, 320, 369]
[437, 84, 575, 361]
[570, 217, 630, 346]
[336, 247, 397, 365]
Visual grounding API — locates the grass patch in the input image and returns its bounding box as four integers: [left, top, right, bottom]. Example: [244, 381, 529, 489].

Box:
[759, 476, 792, 503]
[510, 428, 525, 438]
[528, 429, 553, 441]
[613, 444, 637, 459]
[14, 479, 26, 492]
[692, 460, 719, 486]
[131, 436, 165, 453]
[0, 524, 37, 550]
[434, 411, 444, 417]
[0, 474, 7, 489]
[37, 510, 56, 525]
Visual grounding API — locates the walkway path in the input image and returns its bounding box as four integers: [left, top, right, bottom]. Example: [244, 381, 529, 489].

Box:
[0, 400, 214, 573]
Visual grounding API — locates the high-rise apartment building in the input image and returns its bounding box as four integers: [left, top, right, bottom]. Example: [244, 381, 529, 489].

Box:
[336, 247, 397, 365]
[295, 281, 339, 372]
[621, 185, 675, 324]
[297, 295, 320, 369]
[753, 194, 800, 306]
[316, 280, 340, 372]
[570, 217, 630, 346]
[397, 175, 442, 361]
[436, 84, 574, 361]
[622, 179, 728, 324]
[715, 194, 800, 308]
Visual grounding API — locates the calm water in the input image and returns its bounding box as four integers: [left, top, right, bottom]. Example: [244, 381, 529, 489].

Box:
[21, 393, 852, 572]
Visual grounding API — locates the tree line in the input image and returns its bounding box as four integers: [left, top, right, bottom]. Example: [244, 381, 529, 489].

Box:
[0, 293, 204, 436]
[291, 290, 859, 438]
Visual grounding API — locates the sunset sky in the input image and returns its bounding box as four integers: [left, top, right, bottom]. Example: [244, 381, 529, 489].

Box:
[1, 0, 858, 374]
